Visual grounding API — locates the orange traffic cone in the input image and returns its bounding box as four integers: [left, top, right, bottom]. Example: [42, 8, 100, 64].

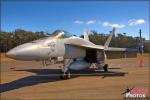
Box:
[137, 54, 143, 67]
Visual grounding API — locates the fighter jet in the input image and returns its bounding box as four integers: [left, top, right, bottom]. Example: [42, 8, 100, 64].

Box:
[6, 28, 137, 79]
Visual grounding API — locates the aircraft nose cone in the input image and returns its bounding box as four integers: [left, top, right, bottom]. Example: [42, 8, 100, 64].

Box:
[6, 43, 39, 60]
[6, 49, 17, 59]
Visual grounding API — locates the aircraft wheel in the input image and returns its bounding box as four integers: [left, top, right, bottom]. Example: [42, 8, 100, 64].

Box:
[60, 74, 64, 79]
[60, 74, 67, 80]
[60, 71, 71, 79]
[103, 64, 108, 72]
[60, 70, 65, 79]
[66, 71, 71, 79]
[60, 68, 71, 79]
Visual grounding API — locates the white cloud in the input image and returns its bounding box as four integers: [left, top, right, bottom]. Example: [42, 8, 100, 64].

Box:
[102, 22, 110, 27]
[102, 22, 125, 28]
[112, 24, 125, 28]
[86, 20, 95, 25]
[128, 19, 136, 26]
[74, 20, 83, 24]
[135, 19, 145, 25]
[128, 19, 145, 26]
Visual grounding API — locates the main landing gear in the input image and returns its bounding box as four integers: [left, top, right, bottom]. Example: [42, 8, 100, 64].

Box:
[60, 59, 71, 80]
[96, 63, 108, 72]
[60, 70, 71, 79]
[103, 64, 108, 72]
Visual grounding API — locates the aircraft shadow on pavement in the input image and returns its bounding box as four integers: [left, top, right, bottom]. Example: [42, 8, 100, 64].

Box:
[0, 68, 127, 93]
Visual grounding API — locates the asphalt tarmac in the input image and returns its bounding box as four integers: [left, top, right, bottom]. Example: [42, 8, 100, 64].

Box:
[0, 57, 149, 100]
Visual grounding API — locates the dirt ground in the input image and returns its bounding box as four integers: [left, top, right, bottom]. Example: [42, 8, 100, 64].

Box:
[0, 54, 150, 100]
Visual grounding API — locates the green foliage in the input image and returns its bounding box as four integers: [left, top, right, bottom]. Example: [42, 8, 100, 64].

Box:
[0, 29, 46, 52]
[144, 40, 150, 53]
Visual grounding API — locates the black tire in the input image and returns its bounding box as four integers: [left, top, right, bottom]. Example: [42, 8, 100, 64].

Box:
[60, 75, 64, 79]
[66, 72, 71, 79]
[103, 64, 108, 72]
[60, 74, 67, 80]
[60, 70, 71, 79]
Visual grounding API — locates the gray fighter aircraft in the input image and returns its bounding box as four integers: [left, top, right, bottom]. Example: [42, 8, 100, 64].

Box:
[6, 28, 137, 79]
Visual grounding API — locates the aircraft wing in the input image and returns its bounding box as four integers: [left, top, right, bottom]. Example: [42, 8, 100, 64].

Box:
[65, 43, 104, 50]
[105, 47, 137, 52]
[65, 43, 137, 59]
[105, 47, 137, 59]
[66, 43, 137, 52]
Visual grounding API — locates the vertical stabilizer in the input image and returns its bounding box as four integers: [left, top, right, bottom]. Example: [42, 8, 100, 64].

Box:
[83, 29, 89, 41]
[104, 27, 116, 48]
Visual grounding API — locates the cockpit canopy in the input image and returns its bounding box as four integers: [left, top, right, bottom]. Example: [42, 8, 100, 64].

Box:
[31, 30, 73, 43]
[51, 30, 73, 38]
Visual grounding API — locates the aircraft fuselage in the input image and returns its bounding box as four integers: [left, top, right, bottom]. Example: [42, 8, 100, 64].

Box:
[6, 36, 96, 61]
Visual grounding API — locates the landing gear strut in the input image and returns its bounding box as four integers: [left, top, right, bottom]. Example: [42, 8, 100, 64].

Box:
[60, 59, 71, 80]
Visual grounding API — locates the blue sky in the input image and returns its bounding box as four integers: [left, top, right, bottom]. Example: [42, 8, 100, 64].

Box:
[1, 1, 149, 40]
